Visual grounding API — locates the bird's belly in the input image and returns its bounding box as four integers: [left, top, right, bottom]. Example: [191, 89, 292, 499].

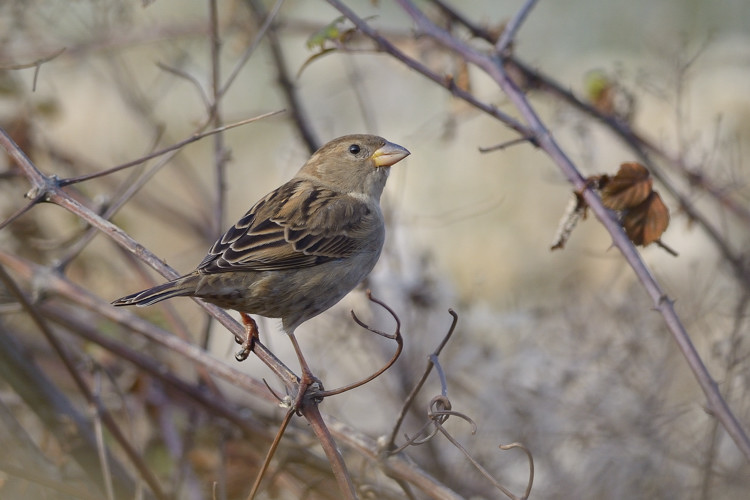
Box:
[195, 253, 378, 327]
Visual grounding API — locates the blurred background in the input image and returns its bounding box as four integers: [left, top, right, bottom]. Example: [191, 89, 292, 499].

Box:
[1, 0, 749, 498]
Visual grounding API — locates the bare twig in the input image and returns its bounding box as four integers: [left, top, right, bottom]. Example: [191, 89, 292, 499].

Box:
[321, 415, 463, 500]
[247, 409, 295, 499]
[478, 135, 534, 153]
[0, 47, 66, 70]
[156, 61, 212, 111]
[220, 0, 286, 98]
[0, 195, 44, 231]
[385, 309, 458, 451]
[58, 111, 284, 186]
[208, 0, 228, 237]
[494, 0, 538, 55]
[498, 442, 534, 500]
[1, 47, 66, 91]
[320, 291, 403, 397]
[426, 398, 525, 500]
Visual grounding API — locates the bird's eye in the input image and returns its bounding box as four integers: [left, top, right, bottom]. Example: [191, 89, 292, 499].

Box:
[348, 144, 361, 155]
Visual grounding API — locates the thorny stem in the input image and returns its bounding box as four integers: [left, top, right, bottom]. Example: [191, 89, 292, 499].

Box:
[433, 0, 750, 288]
[329, 0, 750, 463]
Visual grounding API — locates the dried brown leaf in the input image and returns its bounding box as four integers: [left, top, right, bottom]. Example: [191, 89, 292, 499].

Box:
[622, 191, 670, 246]
[601, 162, 653, 210]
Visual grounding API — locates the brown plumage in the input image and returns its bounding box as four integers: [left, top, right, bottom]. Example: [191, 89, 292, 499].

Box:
[113, 135, 409, 356]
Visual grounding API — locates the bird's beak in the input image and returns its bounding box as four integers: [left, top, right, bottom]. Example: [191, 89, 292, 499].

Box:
[372, 140, 410, 167]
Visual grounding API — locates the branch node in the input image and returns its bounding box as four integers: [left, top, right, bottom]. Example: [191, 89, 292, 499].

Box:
[25, 174, 60, 201]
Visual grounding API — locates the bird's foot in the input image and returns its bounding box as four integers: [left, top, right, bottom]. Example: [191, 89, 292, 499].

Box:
[235, 313, 259, 361]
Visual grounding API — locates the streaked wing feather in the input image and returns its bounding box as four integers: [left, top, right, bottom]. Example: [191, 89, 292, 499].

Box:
[198, 179, 377, 274]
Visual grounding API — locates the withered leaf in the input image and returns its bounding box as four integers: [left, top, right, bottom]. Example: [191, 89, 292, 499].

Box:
[622, 191, 670, 246]
[551, 192, 588, 250]
[601, 162, 653, 210]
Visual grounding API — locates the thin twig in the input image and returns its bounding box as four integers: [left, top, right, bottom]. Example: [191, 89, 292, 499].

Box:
[91, 373, 116, 500]
[0, 47, 66, 70]
[430, 411, 520, 500]
[220, 0, 286, 98]
[498, 443, 534, 500]
[478, 135, 534, 153]
[324, 415, 463, 500]
[247, 409, 295, 499]
[0, 195, 44, 231]
[494, 0, 538, 55]
[384, 309, 458, 451]
[320, 291, 403, 397]
[55, 143, 175, 271]
[156, 61, 212, 111]
[57, 111, 284, 186]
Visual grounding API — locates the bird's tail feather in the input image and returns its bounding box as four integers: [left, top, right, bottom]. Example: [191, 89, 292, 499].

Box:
[112, 277, 195, 307]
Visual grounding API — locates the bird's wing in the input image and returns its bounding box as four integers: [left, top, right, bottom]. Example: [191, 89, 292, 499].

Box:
[198, 179, 379, 273]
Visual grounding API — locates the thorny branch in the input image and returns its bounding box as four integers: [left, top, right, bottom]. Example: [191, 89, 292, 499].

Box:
[326, 0, 750, 463]
[434, 1, 750, 287]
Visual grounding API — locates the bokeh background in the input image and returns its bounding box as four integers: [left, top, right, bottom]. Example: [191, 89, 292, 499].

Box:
[1, 0, 749, 498]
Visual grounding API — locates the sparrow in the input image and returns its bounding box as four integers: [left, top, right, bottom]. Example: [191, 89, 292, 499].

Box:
[113, 134, 409, 399]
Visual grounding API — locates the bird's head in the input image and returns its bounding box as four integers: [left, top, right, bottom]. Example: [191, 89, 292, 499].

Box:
[299, 134, 410, 200]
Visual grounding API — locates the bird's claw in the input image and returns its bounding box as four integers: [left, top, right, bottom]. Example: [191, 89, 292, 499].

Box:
[235, 312, 259, 361]
[234, 341, 252, 362]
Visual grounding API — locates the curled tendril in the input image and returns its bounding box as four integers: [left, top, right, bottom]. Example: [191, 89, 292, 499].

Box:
[318, 290, 403, 398]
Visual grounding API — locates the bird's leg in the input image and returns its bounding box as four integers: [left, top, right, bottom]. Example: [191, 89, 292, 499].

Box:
[286, 330, 323, 411]
[235, 313, 259, 361]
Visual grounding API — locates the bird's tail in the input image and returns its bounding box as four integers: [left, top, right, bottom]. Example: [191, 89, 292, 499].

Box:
[112, 276, 197, 307]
